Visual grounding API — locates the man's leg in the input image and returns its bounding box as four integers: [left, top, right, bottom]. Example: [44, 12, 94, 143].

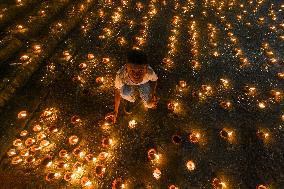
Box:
[138, 82, 155, 108]
[120, 85, 136, 102]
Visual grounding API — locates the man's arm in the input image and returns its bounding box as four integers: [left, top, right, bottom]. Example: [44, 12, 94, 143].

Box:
[150, 80, 157, 95]
[114, 88, 121, 121]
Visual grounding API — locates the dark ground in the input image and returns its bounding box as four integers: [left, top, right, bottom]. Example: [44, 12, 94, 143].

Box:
[0, 0, 283, 189]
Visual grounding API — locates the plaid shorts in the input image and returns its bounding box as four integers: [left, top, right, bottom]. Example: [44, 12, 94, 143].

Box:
[120, 82, 154, 108]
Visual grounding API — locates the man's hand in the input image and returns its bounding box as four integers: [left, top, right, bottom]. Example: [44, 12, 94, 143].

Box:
[148, 92, 158, 108]
[106, 111, 118, 123]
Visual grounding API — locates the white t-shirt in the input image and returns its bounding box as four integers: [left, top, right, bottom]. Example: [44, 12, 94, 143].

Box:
[115, 65, 158, 89]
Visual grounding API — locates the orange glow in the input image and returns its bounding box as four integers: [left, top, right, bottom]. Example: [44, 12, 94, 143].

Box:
[186, 160, 196, 171]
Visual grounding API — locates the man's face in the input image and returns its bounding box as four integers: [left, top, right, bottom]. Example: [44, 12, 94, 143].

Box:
[126, 63, 147, 83]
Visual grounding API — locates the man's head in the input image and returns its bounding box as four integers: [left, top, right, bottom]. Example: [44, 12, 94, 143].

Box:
[126, 50, 148, 84]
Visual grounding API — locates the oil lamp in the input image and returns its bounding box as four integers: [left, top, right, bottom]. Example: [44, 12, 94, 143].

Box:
[256, 184, 269, 189]
[219, 101, 232, 110]
[147, 149, 159, 161]
[73, 161, 83, 171]
[153, 168, 161, 180]
[81, 177, 92, 187]
[94, 165, 106, 176]
[33, 124, 42, 132]
[45, 172, 61, 181]
[212, 178, 226, 189]
[96, 77, 105, 84]
[25, 156, 35, 163]
[179, 80, 187, 88]
[69, 135, 79, 145]
[25, 138, 35, 146]
[85, 154, 94, 162]
[270, 90, 282, 102]
[64, 172, 73, 181]
[102, 57, 110, 64]
[20, 130, 28, 137]
[171, 134, 182, 145]
[186, 160, 196, 171]
[18, 111, 27, 119]
[257, 130, 269, 140]
[188, 132, 200, 143]
[128, 120, 137, 129]
[79, 62, 87, 69]
[30, 145, 41, 152]
[168, 185, 178, 189]
[11, 156, 22, 164]
[258, 102, 266, 109]
[87, 53, 95, 60]
[73, 148, 81, 156]
[277, 72, 284, 79]
[220, 128, 233, 141]
[112, 178, 125, 189]
[20, 149, 29, 157]
[59, 149, 68, 158]
[102, 137, 112, 148]
[71, 115, 81, 124]
[167, 101, 178, 112]
[48, 126, 58, 133]
[37, 132, 46, 140]
[33, 45, 41, 53]
[57, 161, 66, 169]
[98, 152, 109, 160]
[7, 149, 17, 156]
[245, 86, 257, 96]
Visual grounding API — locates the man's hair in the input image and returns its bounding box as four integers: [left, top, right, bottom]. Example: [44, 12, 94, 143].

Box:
[127, 49, 148, 65]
